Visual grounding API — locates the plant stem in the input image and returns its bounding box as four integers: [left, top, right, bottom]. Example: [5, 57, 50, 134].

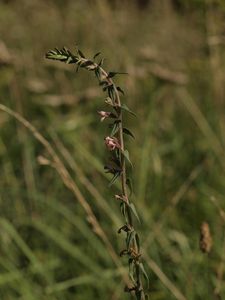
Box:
[99, 69, 133, 225]
[99, 67, 144, 299]
[45, 48, 148, 299]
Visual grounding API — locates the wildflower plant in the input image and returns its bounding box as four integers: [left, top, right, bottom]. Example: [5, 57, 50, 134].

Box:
[46, 47, 149, 299]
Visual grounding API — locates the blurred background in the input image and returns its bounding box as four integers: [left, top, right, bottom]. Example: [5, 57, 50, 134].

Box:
[0, 0, 225, 299]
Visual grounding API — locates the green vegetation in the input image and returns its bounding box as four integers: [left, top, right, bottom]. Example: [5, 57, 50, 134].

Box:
[0, 1, 225, 299]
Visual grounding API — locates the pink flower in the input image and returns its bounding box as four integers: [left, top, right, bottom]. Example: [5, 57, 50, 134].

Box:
[98, 111, 111, 122]
[104, 136, 120, 151]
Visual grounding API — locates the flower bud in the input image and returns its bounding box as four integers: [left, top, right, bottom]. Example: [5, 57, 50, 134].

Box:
[104, 136, 120, 151]
[98, 111, 111, 122]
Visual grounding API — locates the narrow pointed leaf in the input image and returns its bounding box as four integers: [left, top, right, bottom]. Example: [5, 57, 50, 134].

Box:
[46, 50, 68, 61]
[126, 178, 133, 196]
[128, 258, 136, 284]
[75, 64, 80, 73]
[135, 233, 140, 252]
[139, 263, 149, 288]
[98, 58, 104, 67]
[77, 49, 85, 58]
[117, 86, 125, 95]
[122, 149, 133, 167]
[109, 172, 120, 187]
[129, 203, 140, 223]
[110, 121, 120, 136]
[107, 85, 115, 101]
[120, 202, 126, 219]
[121, 104, 136, 117]
[126, 230, 136, 249]
[108, 72, 128, 78]
[123, 128, 135, 139]
[93, 52, 101, 59]
[94, 67, 100, 80]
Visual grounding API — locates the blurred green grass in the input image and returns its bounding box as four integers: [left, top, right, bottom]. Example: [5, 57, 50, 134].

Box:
[0, 0, 225, 299]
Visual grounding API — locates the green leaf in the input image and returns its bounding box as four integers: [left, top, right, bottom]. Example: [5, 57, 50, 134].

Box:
[120, 202, 126, 219]
[46, 48, 78, 64]
[126, 230, 136, 249]
[108, 72, 128, 78]
[122, 149, 133, 167]
[117, 86, 125, 95]
[109, 172, 120, 187]
[129, 203, 140, 223]
[128, 258, 136, 284]
[107, 84, 115, 101]
[110, 121, 120, 136]
[77, 49, 85, 58]
[108, 72, 117, 78]
[75, 64, 80, 73]
[135, 233, 140, 252]
[95, 67, 101, 80]
[126, 178, 133, 196]
[98, 58, 104, 67]
[139, 263, 149, 288]
[123, 128, 135, 139]
[46, 50, 67, 61]
[120, 104, 136, 117]
[93, 52, 101, 59]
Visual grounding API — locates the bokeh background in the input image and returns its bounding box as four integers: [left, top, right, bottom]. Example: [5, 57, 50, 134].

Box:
[0, 0, 225, 299]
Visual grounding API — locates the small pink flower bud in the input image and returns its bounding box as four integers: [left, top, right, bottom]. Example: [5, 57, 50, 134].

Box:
[104, 136, 120, 151]
[98, 111, 111, 122]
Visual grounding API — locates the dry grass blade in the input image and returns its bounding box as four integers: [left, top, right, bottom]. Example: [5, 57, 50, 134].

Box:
[143, 164, 202, 249]
[144, 254, 187, 300]
[0, 103, 129, 286]
[50, 131, 121, 227]
[177, 88, 224, 159]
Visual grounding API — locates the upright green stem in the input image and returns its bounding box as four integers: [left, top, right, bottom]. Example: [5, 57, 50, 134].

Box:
[114, 87, 133, 227]
[96, 67, 144, 298]
[100, 70, 133, 228]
